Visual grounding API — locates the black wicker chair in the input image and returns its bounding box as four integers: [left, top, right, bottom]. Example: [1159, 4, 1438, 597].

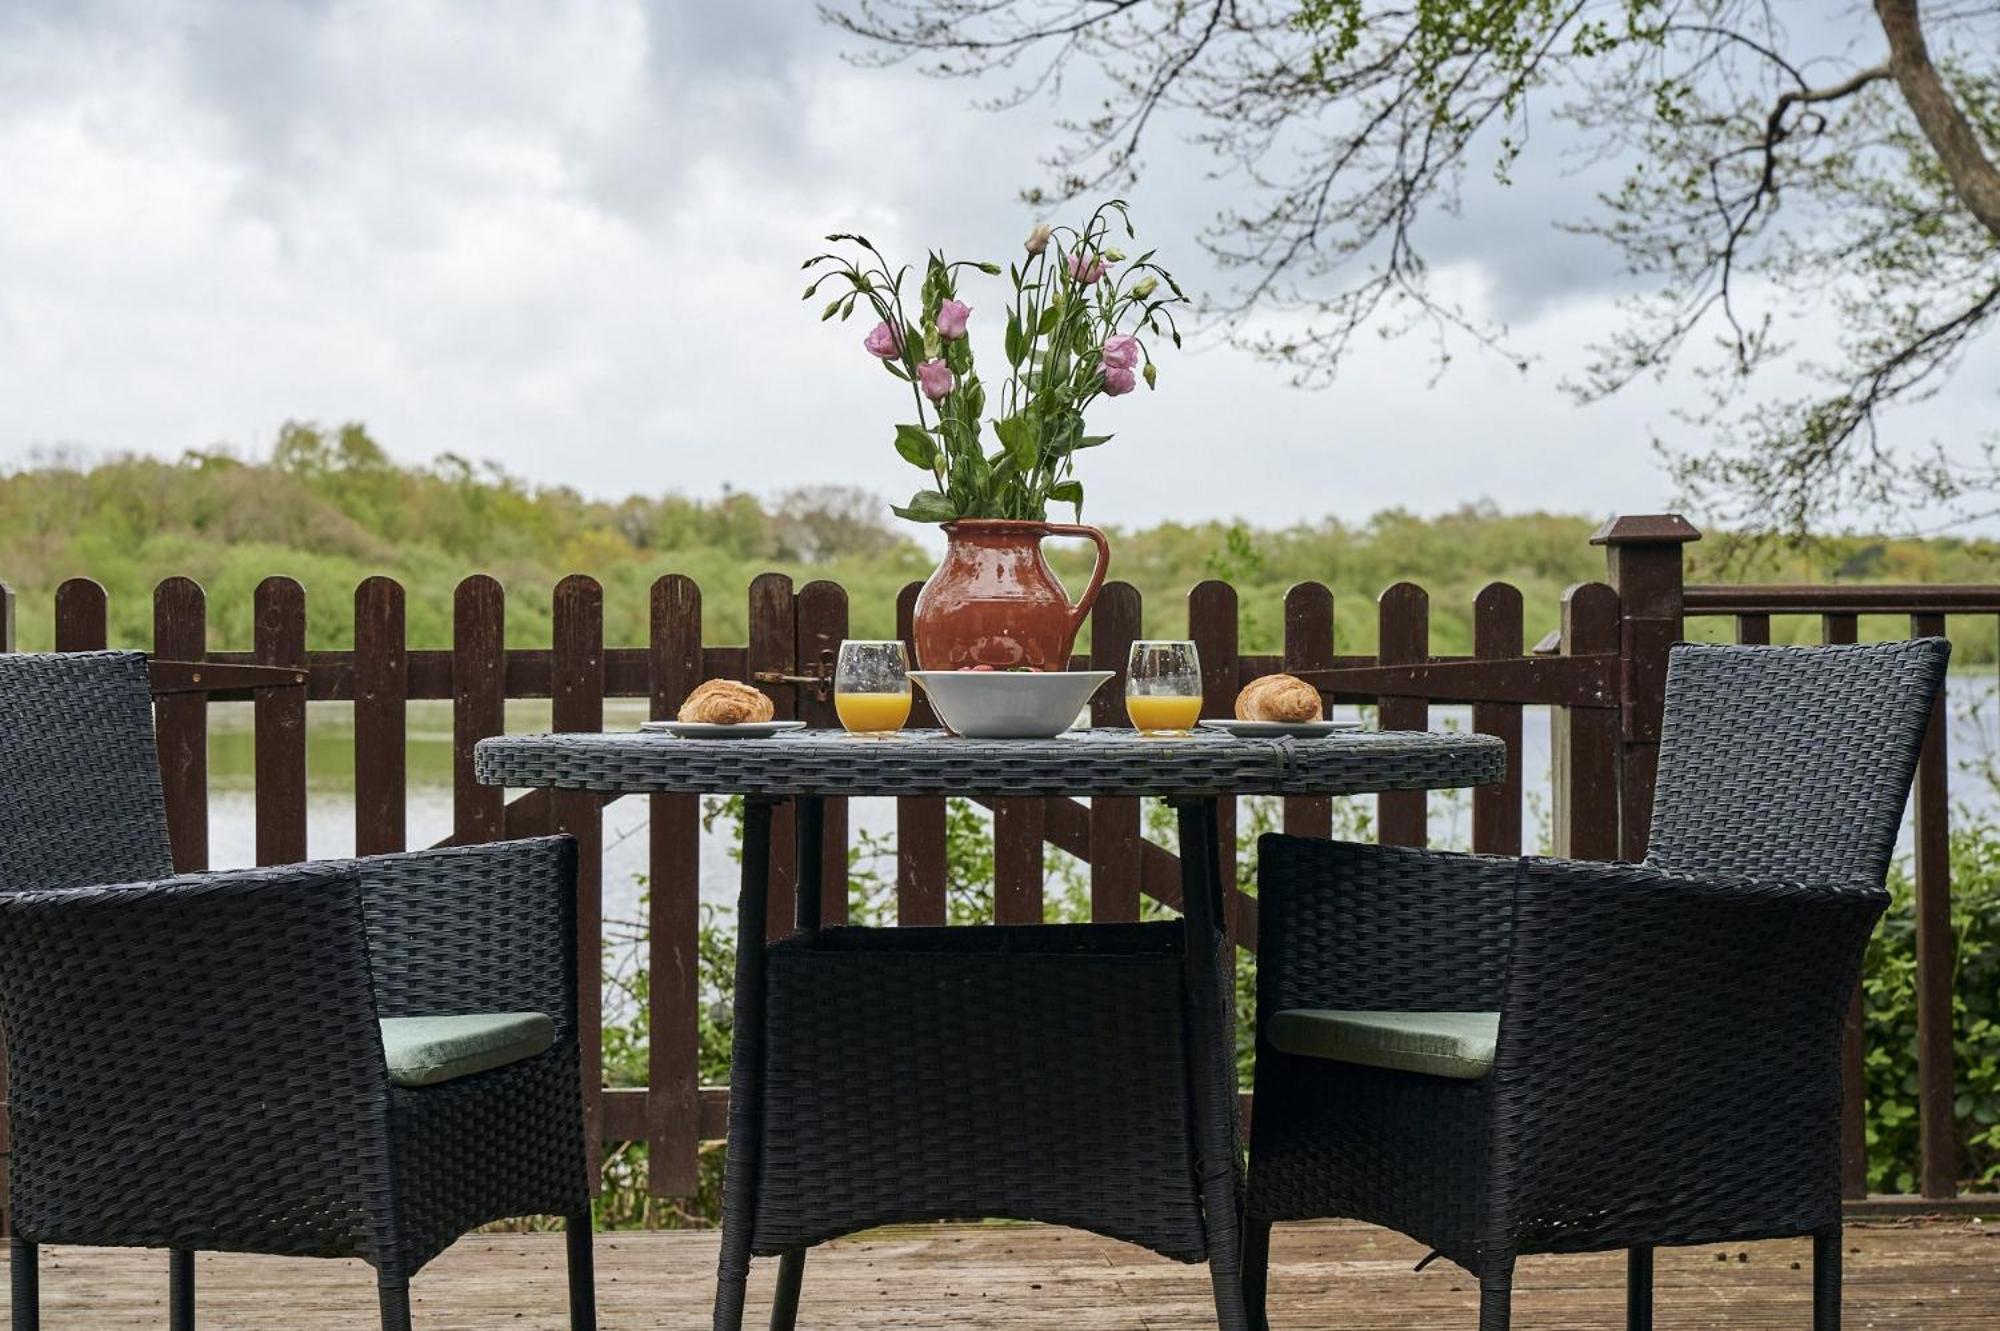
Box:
[0, 651, 596, 1331]
[1241, 638, 1950, 1331]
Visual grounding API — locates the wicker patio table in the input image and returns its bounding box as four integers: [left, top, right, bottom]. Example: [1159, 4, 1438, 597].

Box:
[475, 727, 1505, 1331]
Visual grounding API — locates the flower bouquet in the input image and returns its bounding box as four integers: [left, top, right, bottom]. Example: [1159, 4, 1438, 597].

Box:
[802, 202, 1185, 669]
[802, 200, 1185, 524]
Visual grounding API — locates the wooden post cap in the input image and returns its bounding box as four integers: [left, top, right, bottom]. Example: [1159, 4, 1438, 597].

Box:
[1589, 514, 1702, 546]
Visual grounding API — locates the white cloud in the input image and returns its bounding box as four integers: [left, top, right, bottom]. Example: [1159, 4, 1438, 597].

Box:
[0, 0, 1991, 537]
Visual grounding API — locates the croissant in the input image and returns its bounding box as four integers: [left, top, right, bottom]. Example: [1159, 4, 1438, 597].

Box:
[678, 679, 776, 725]
[1234, 673, 1323, 723]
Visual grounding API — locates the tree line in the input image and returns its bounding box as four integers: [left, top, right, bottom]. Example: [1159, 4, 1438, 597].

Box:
[3, 422, 1996, 658]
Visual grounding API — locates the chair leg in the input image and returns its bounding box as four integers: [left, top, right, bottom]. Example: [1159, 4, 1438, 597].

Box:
[713, 1254, 749, 1331]
[1814, 1230, 1841, 1331]
[566, 1210, 597, 1331]
[1478, 1266, 1513, 1331]
[169, 1249, 195, 1331]
[1626, 1246, 1652, 1331]
[1241, 1218, 1272, 1331]
[378, 1278, 412, 1331]
[769, 1250, 806, 1331]
[10, 1238, 37, 1331]
[1206, 1245, 1250, 1331]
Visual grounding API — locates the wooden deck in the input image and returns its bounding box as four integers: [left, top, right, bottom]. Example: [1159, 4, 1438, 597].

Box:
[6, 1218, 1993, 1327]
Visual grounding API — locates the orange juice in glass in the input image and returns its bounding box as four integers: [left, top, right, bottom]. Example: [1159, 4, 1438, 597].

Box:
[1126, 640, 1202, 735]
[834, 640, 912, 736]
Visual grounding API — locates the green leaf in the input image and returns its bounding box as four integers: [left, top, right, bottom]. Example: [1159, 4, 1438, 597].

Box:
[890, 489, 957, 523]
[893, 424, 938, 471]
[1005, 311, 1025, 368]
[993, 413, 1038, 473]
[1048, 479, 1084, 518]
[1037, 304, 1061, 335]
[1074, 433, 1113, 450]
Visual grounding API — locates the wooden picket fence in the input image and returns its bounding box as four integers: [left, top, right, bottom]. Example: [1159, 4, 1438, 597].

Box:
[0, 514, 1987, 1213]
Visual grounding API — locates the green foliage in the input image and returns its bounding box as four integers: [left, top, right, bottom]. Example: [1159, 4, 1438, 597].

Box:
[1294, 0, 1664, 141]
[1865, 809, 2000, 1194]
[0, 428, 935, 651]
[6, 429, 2000, 663]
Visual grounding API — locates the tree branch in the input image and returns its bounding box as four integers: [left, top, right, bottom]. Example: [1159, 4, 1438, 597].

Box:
[1874, 0, 2000, 237]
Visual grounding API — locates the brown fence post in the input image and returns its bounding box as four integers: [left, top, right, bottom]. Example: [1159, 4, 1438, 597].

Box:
[1282, 583, 1335, 841]
[252, 576, 309, 866]
[354, 577, 407, 857]
[155, 579, 210, 873]
[894, 582, 947, 925]
[552, 574, 606, 1175]
[1551, 583, 1621, 861]
[1910, 610, 1956, 1200]
[1089, 582, 1144, 924]
[1591, 515, 1700, 861]
[649, 574, 704, 1198]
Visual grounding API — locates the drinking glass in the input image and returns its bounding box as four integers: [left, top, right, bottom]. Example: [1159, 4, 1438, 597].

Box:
[834, 640, 912, 736]
[1126, 640, 1203, 735]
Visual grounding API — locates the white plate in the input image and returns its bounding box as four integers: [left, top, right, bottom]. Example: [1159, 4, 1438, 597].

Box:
[1196, 719, 1363, 738]
[639, 720, 808, 739]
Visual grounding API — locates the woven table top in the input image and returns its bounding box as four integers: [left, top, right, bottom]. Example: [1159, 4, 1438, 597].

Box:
[474, 728, 1506, 799]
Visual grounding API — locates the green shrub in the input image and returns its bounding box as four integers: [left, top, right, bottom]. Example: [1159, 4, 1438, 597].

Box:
[1864, 812, 2000, 1193]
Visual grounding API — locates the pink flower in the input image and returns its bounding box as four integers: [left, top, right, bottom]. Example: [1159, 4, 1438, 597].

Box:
[1100, 334, 1140, 371]
[1067, 250, 1106, 285]
[863, 320, 902, 360]
[916, 358, 954, 401]
[1101, 363, 1137, 396]
[936, 299, 971, 341]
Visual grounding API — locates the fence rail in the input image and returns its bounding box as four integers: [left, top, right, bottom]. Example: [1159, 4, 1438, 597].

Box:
[0, 515, 1985, 1216]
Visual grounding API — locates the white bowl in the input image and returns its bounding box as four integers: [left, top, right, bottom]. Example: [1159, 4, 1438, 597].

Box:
[909, 670, 1115, 739]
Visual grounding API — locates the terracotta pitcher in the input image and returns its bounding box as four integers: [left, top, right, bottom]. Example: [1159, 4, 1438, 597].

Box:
[912, 519, 1111, 670]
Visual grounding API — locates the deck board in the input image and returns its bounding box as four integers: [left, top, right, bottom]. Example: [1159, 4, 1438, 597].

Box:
[6, 1219, 1995, 1327]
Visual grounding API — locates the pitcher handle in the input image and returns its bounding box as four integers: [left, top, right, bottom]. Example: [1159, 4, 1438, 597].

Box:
[1045, 522, 1111, 644]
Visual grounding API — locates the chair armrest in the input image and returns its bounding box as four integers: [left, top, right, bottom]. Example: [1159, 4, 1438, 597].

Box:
[350, 836, 579, 1039]
[1255, 834, 1519, 1015]
[0, 865, 393, 1252]
[1487, 857, 1886, 1249]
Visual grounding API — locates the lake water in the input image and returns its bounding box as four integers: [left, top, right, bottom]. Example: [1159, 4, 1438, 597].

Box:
[197, 677, 2000, 930]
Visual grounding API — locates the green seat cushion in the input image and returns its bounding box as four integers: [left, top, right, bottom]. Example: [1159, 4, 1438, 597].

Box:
[380, 1012, 555, 1089]
[1266, 1009, 1499, 1081]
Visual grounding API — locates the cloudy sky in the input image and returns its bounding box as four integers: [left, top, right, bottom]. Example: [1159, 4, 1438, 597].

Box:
[1, 0, 1990, 533]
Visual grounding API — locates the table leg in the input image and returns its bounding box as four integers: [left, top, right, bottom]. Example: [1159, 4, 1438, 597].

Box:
[714, 797, 775, 1331]
[793, 796, 823, 933]
[768, 796, 822, 1330]
[1174, 797, 1249, 1331]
